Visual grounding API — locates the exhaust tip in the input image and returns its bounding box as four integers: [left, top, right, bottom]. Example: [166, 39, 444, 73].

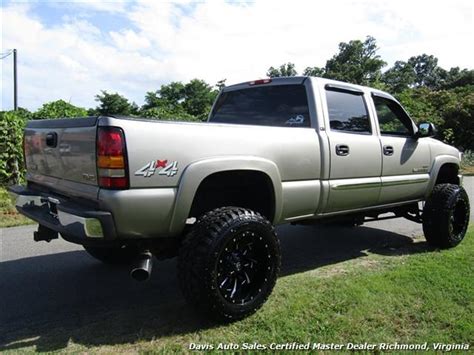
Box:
[131, 267, 150, 282]
[130, 251, 153, 282]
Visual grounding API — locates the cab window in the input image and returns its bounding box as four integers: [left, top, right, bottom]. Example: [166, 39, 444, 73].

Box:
[373, 96, 413, 136]
[326, 89, 371, 134]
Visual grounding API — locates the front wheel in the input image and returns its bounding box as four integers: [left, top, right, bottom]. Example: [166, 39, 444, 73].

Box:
[423, 184, 470, 248]
[178, 207, 281, 321]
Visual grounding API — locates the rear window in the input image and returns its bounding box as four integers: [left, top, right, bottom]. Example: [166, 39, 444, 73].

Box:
[209, 84, 310, 127]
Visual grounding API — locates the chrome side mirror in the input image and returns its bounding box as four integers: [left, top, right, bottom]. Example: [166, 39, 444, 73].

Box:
[416, 122, 436, 138]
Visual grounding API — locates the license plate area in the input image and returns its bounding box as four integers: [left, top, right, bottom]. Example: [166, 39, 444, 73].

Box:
[41, 196, 60, 220]
[48, 201, 58, 219]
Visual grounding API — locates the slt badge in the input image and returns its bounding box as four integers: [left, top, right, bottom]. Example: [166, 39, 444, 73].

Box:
[135, 159, 178, 177]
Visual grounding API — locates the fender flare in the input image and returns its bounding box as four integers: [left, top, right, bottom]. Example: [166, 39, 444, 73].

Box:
[426, 155, 460, 197]
[168, 156, 282, 235]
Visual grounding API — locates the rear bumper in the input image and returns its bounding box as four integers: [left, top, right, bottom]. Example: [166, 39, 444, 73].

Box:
[9, 185, 117, 244]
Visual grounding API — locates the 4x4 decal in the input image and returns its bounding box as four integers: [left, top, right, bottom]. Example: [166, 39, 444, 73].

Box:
[134, 160, 178, 177]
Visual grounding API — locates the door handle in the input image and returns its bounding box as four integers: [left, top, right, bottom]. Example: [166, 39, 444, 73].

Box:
[383, 145, 394, 156]
[336, 144, 350, 156]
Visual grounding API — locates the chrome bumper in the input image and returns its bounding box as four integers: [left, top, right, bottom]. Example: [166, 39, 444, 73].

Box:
[9, 185, 116, 242]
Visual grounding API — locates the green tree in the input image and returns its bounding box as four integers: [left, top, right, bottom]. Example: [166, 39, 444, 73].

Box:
[381, 60, 417, 93]
[397, 85, 474, 149]
[303, 66, 325, 77]
[439, 67, 474, 90]
[182, 79, 218, 119]
[267, 62, 298, 78]
[34, 100, 87, 119]
[216, 79, 227, 90]
[158, 82, 186, 107]
[94, 91, 137, 116]
[323, 36, 386, 85]
[142, 79, 217, 120]
[407, 54, 445, 89]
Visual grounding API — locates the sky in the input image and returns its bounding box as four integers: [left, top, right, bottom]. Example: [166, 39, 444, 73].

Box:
[1, 0, 473, 111]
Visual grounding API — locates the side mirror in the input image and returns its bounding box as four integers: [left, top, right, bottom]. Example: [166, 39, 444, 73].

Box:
[416, 122, 436, 138]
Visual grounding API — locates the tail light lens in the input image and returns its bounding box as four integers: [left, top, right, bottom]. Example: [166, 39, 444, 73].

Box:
[249, 78, 272, 85]
[97, 127, 129, 189]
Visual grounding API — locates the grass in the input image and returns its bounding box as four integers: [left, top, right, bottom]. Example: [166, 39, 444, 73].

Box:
[0, 187, 35, 228]
[2, 226, 472, 353]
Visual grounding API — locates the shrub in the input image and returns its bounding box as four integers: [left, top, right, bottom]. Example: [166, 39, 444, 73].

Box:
[0, 110, 27, 185]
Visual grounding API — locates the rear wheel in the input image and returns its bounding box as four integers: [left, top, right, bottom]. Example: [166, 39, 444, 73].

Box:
[178, 207, 281, 321]
[83, 245, 138, 265]
[423, 183, 470, 248]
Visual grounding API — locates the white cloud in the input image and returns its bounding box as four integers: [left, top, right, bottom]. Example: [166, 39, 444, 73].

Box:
[1, 0, 473, 111]
[110, 29, 151, 51]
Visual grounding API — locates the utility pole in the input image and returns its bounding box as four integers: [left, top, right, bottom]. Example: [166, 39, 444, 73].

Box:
[13, 49, 18, 110]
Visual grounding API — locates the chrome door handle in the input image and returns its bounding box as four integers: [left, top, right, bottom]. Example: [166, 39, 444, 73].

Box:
[383, 145, 394, 156]
[336, 144, 350, 156]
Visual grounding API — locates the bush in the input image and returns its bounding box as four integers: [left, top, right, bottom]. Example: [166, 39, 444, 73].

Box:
[0, 110, 27, 185]
[33, 100, 88, 119]
[397, 86, 474, 150]
[140, 107, 201, 122]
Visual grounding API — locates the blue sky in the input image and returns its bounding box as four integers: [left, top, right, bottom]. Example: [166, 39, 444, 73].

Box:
[1, 0, 472, 111]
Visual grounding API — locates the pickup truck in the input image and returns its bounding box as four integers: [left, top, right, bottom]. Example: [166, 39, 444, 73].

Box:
[10, 76, 470, 321]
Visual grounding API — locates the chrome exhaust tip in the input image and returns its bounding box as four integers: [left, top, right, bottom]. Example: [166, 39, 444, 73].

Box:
[130, 250, 153, 281]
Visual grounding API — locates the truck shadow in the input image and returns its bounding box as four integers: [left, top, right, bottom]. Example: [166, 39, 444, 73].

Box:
[0, 224, 434, 352]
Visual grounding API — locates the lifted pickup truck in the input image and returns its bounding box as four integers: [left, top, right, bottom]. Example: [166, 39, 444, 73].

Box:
[11, 76, 470, 321]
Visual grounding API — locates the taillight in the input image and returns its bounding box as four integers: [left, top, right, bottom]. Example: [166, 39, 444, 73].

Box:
[97, 127, 129, 189]
[249, 78, 272, 85]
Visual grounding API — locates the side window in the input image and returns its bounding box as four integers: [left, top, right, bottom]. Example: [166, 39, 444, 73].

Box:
[326, 89, 371, 134]
[373, 96, 413, 136]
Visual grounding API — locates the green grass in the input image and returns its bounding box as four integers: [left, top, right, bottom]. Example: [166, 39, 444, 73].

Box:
[0, 187, 35, 228]
[2, 226, 472, 353]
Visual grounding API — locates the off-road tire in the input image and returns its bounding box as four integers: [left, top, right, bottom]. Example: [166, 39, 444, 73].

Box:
[178, 207, 281, 321]
[84, 245, 139, 265]
[423, 183, 470, 248]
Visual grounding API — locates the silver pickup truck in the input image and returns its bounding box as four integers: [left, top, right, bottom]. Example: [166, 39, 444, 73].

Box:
[10, 76, 470, 321]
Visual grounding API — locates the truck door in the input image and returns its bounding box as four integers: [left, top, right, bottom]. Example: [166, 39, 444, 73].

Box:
[323, 85, 382, 212]
[371, 93, 431, 204]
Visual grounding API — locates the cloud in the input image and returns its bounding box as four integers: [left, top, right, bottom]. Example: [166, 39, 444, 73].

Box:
[110, 29, 151, 51]
[1, 0, 472, 111]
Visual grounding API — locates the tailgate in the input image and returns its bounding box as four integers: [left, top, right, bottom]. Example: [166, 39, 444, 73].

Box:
[24, 117, 98, 193]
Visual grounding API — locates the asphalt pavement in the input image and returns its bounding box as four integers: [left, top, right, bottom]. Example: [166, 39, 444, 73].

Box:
[0, 177, 472, 350]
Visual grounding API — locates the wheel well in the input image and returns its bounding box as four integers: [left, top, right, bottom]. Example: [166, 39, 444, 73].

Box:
[189, 170, 275, 221]
[435, 163, 460, 185]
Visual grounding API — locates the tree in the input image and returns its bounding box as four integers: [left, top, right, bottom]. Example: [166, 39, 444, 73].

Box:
[439, 67, 474, 90]
[397, 85, 474, 150]
[303, 66, 325, 77]
[266, 62, 297, 78]
[182, 79, 218, 119]
[323, 36, 386, 85]
[158, 82, 186, 106]
[216, 79, 227, 90]
[33, 100, 87, 119]
[141, 79, 217, 120]
[94, 91, 137, 116]
[381, 60, 417, 93]
[407, 54, 444, 89]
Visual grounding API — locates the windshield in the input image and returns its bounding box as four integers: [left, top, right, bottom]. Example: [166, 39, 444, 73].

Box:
[209, 84, 310, 127]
